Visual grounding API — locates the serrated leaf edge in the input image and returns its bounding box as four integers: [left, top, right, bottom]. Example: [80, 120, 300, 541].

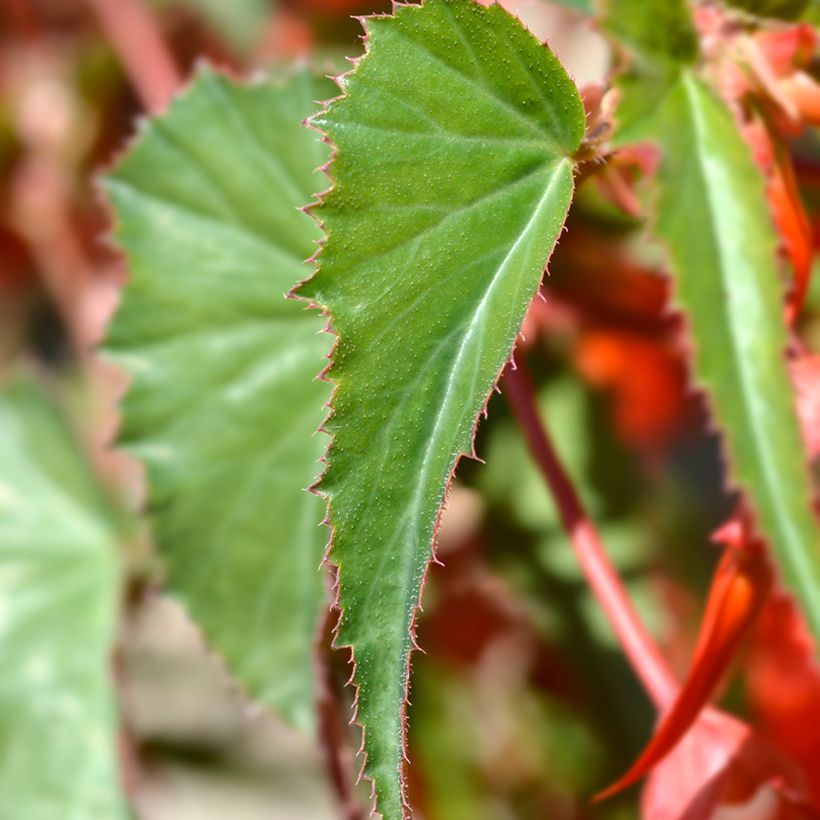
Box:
[98, 62, 333, 736]
[289, 2, 579, 815]
[638, 74, 820, 641]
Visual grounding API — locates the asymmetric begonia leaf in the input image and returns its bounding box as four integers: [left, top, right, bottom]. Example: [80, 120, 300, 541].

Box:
[606, 0, 820, 641]
[296, 0, 585, 815]
[0, 381, 125, 818]
[104, 67, 333, 733]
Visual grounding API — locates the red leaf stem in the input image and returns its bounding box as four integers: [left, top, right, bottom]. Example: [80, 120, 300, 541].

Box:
[503, 359, 678, 708]
[83, 0, 181, 113]
[314, 600, 364, 820]
[595, 539, 773, 801]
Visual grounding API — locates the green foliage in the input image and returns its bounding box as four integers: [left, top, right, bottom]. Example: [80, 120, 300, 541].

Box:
[604, 0, 698, 67]
[724, 0, 811, 20]
[805, 1, 820, 24]
[477, 376, 661, 753]
[0, 382, 125, 819]
[652, 74, 820, 638]
[104, 67, 333, 734]
[479, 377, 637, 532]
[297, 0, 584, 814]
[603, 0, 699, 143]
[605, 0, 820, 639]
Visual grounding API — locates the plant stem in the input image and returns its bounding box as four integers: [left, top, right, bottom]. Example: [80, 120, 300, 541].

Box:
[83, 0, 181, 113]
[314, 601, 363, 820]
[3, 0, 40, 40]
[503, 359, 678, 709]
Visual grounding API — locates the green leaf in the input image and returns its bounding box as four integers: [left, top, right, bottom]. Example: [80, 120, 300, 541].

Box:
[0, 381, 125, 819]
[607, 0, 820, 642]
[724, 0, 811, 20]
[650, 74, 820, 639]
[297, 0, 584, 815]
[480, 378, 603, 532]
[604, 0, 698, 67]
[103, 67, 333, 734]
[603, 0, 699, 142]
[805, 0, 820, 24]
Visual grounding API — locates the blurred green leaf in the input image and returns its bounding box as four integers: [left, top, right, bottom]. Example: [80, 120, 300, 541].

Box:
[296, 0, 584, 813]
[804, 1, 820, 23]
[104, 67, 333, 734]
[604, 0, 698, 66]
[479, 378, 613, 532]
[650, 74, 820, 640]
[603, 0, 698, 142]
[606, 0, 820, 642]
[0, 381, 125, 819]
[724, 0, 811, 20]
[477, 377, 661, 645]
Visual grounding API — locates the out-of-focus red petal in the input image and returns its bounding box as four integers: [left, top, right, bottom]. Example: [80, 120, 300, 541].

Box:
[0, 225, 35, 292]
[548, 235, 670, 331]
[754, 26, 816, 78]
[574, 330, 690, 450]
[596, 164, 643, 218]
[779, 73, 820, 128]
[595, 543, 773, 802]
[789, 355, 820, 459]
[641, 710, 818, 820]
[746, 592, 820, 806]
[769, 151, 812, 324]
[741, 118, 812, 325]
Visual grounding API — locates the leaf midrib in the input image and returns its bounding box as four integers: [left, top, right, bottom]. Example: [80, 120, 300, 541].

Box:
[326, 117, 553, 149]
[330, 162, 559, 285]
[346, 161, 569, 692]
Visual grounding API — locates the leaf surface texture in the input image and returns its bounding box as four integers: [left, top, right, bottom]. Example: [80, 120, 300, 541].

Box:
[298, 0, 584, 814]
[105, 68, 333, 732]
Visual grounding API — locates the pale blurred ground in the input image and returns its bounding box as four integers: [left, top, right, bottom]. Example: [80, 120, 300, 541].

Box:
[498, 0, 609, 87]
[122, 597, 337, 820]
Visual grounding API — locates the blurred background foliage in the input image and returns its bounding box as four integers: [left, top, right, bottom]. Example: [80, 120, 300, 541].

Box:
[0, 0, 819, 818]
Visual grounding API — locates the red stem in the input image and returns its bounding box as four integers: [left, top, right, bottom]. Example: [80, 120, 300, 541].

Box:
[83, 0, 181, 113]
[314, 600, 363, 820]
[503, 360, 678, 709]
[2, 0, 40, 40]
